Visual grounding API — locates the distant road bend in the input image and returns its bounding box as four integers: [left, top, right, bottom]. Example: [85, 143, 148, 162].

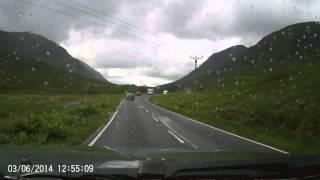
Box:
[88, 95, 288, 156]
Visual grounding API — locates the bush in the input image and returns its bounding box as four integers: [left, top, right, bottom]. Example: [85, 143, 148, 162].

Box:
[72, 106, 98, 117]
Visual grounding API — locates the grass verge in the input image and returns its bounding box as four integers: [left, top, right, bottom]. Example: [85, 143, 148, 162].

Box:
[151, 64, 320, 153]
[0, 93, 123, 146]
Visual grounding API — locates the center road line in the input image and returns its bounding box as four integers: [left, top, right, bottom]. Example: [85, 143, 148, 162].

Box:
[152, 115, 159, 122]
[146, 98, 287, 154]
[168, 130, 185, 144]
[156, 115, 199, 149]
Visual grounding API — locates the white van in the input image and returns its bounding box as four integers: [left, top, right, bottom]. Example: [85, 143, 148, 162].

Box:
[163, 90, 168, 95]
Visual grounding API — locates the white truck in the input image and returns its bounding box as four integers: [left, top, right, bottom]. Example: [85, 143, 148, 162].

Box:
[147, 88, 154, 95]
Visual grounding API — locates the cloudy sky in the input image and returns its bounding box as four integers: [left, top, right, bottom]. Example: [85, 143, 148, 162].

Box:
[1, 0, 319, 86]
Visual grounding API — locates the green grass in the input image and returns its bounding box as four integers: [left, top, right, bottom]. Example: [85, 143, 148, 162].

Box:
[151, 63, 320, 153]
[0, 93, 123, 146]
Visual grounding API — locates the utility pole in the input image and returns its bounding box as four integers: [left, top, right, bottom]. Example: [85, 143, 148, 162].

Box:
[190, 55, 203, 110]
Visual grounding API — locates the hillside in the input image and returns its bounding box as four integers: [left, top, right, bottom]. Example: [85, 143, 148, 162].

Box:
[152, 22, 320, 152]
[162, 22, 320, 90]
[0, 30, 117, 93]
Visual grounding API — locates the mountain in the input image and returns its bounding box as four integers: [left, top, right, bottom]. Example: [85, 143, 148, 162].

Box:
[161, 22, 320, 90]
[0, 30, 115, 93]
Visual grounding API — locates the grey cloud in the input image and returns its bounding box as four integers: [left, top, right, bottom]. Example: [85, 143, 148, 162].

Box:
[94, 58, 153, 69]
[160, 0, 320, 43]
[93, 51, 154, 69]
[144, 67, 189, 81]
[2, 0, 318, 44]
[161, 0, 205, 33]
[229, 1, 306, 38]
[1, 0, 319, 85]
[0, 0, 118, 42]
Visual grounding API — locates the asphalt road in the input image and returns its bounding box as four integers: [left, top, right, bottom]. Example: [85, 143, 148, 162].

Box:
[90, 95, 288, 157]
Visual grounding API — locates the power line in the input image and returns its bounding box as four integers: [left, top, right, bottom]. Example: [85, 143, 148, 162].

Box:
[66, 0, 157, 39]
[13, 0, 194, 61]
[14, 0, 159, 47]
[49, 0, 158, 43]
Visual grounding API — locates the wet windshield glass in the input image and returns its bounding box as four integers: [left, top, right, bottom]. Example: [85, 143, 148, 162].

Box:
[0, 0, 320, 177]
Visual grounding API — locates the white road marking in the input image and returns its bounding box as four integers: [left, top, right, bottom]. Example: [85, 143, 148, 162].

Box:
[157, 116, 198, 149]
[88, 100, 123, 146]
[168, 130, 185, 144]
[103, 146, 113, 151]
[152, 116, 159, 122]
[146, 100, 288, 154]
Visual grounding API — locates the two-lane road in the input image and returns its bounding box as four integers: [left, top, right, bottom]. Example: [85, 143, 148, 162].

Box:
[89, 95, 288, 157]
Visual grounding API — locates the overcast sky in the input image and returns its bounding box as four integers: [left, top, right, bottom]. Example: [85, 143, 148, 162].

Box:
[1, 0, 319, 86]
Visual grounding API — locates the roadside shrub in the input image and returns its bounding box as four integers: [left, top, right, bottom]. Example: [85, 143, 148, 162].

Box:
[0, 133, 10, 144]
[72, 106, 98, 117]
[8, 113, 67, 144]
[0, 111, 9, 118]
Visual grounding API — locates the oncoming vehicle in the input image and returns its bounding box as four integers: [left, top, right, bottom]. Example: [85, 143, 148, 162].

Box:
[135, 91, 141, 96]
[163, 90, 168, 95]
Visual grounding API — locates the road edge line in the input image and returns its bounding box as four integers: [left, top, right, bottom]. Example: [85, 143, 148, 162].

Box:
[87, 100, 123, 146]
[146, 98, 289, 154]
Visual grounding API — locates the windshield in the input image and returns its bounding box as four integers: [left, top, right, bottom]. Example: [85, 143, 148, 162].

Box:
[1, 0, 320, 179]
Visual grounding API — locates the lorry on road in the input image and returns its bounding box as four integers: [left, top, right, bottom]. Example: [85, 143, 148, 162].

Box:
[147, 88, 154, 95]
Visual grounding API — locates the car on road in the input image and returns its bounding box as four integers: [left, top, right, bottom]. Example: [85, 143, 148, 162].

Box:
[135, 91, 141, 96]
[126, 93, 135, 101]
